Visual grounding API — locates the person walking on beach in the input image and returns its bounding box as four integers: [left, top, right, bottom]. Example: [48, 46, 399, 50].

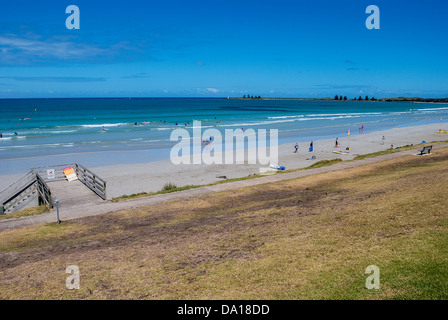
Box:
[381, 136, 385, 145]
[335, 138, 339, 148]
[309, 141, 314, 152]
[361, 125, 364, 134]
[294, 143, 299, 153]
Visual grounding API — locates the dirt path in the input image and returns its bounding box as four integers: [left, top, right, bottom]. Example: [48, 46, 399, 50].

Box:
[1, 144, 446, 231]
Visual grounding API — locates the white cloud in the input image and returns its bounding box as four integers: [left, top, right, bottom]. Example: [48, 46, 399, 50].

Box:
[0, 36, 106, 62]
[206, 88, 219, 93]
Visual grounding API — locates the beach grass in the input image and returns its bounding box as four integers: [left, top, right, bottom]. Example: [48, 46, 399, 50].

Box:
[162, 182, 178, 191]
[352, 140, 448, 161]
[1, 147, 448, 299]
[111, 184, 202, 202]
[0, 205, 49, 221]
[306, 158, 343, 169]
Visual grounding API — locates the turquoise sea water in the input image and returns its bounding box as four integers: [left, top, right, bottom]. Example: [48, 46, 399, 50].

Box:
[1, 98, 448, 174]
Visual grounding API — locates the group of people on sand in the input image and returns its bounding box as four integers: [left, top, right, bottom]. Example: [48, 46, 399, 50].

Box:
[294, 141, 314, 153]
[358, 125, 364, 134]
[291, 126, 392, 154]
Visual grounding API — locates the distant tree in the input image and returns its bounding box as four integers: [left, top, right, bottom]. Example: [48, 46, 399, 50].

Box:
[371, 97, 376, 101]
[257, 96, 261, 99]
[343, 96, 347, 100]
[358, 96, 363, 101]
[334, 95, 339, 100]
[243, 95, 246, 99]
[251, 95, 254, 99]
[365, 95, 369, 101]
[339, 95, 343, 100]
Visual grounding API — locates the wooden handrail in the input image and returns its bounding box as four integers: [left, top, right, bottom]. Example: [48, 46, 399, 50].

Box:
[0, 171, 37, 213]
[75, 163, 107, 200]
[35, 173, 53, 208]
[0, 171, 36, 201]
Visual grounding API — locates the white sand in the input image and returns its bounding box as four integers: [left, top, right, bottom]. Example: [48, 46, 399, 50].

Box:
[1, 123, 446, 199]
[92, 123, 446, 199]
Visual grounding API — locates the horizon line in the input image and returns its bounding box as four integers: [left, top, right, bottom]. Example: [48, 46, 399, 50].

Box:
[1, 96, 448, 100]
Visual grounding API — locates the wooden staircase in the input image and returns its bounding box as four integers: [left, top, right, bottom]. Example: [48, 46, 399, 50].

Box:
[0, 171, 52, 215]
[1, 163, 106, 215]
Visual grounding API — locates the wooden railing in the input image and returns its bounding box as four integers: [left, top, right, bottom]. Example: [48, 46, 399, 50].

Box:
[0, 171, 45, 215]
[35, 173, 53, 208]
[31, 163, 107, 200]
[75, 163, 107, 200]
[31, 164, 75, 182]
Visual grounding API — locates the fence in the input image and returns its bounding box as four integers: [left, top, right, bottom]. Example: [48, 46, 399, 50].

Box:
[74, 163, 107, 200]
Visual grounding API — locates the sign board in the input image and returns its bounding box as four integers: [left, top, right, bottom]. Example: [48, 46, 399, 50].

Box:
[63, 167, 78, 182]
[47, 169, 55, 180]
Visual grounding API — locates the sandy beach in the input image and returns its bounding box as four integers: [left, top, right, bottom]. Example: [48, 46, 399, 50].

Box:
[2, 123, 444, 199]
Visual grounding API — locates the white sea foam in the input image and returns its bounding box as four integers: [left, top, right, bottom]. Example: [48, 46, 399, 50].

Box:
[81, 123, 127, 128]
[51, 130, 78, 134]
[268, 115, 304, 119]
[307, 112, 382, 117]
[218, 115, 361, 128]
[413, 107, 448, 111]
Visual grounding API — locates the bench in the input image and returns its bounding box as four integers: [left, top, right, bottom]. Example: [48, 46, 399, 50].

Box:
[419, 145, 432, 155]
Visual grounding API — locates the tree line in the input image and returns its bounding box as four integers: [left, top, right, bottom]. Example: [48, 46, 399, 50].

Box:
[242, 95, 262, 99]
[334, 95, 377, 101]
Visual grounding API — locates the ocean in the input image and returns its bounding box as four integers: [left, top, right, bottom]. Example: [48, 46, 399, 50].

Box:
[1, 98, 447, 174]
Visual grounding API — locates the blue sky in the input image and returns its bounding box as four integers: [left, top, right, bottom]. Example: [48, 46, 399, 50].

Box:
[0, 0, 447, 98]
